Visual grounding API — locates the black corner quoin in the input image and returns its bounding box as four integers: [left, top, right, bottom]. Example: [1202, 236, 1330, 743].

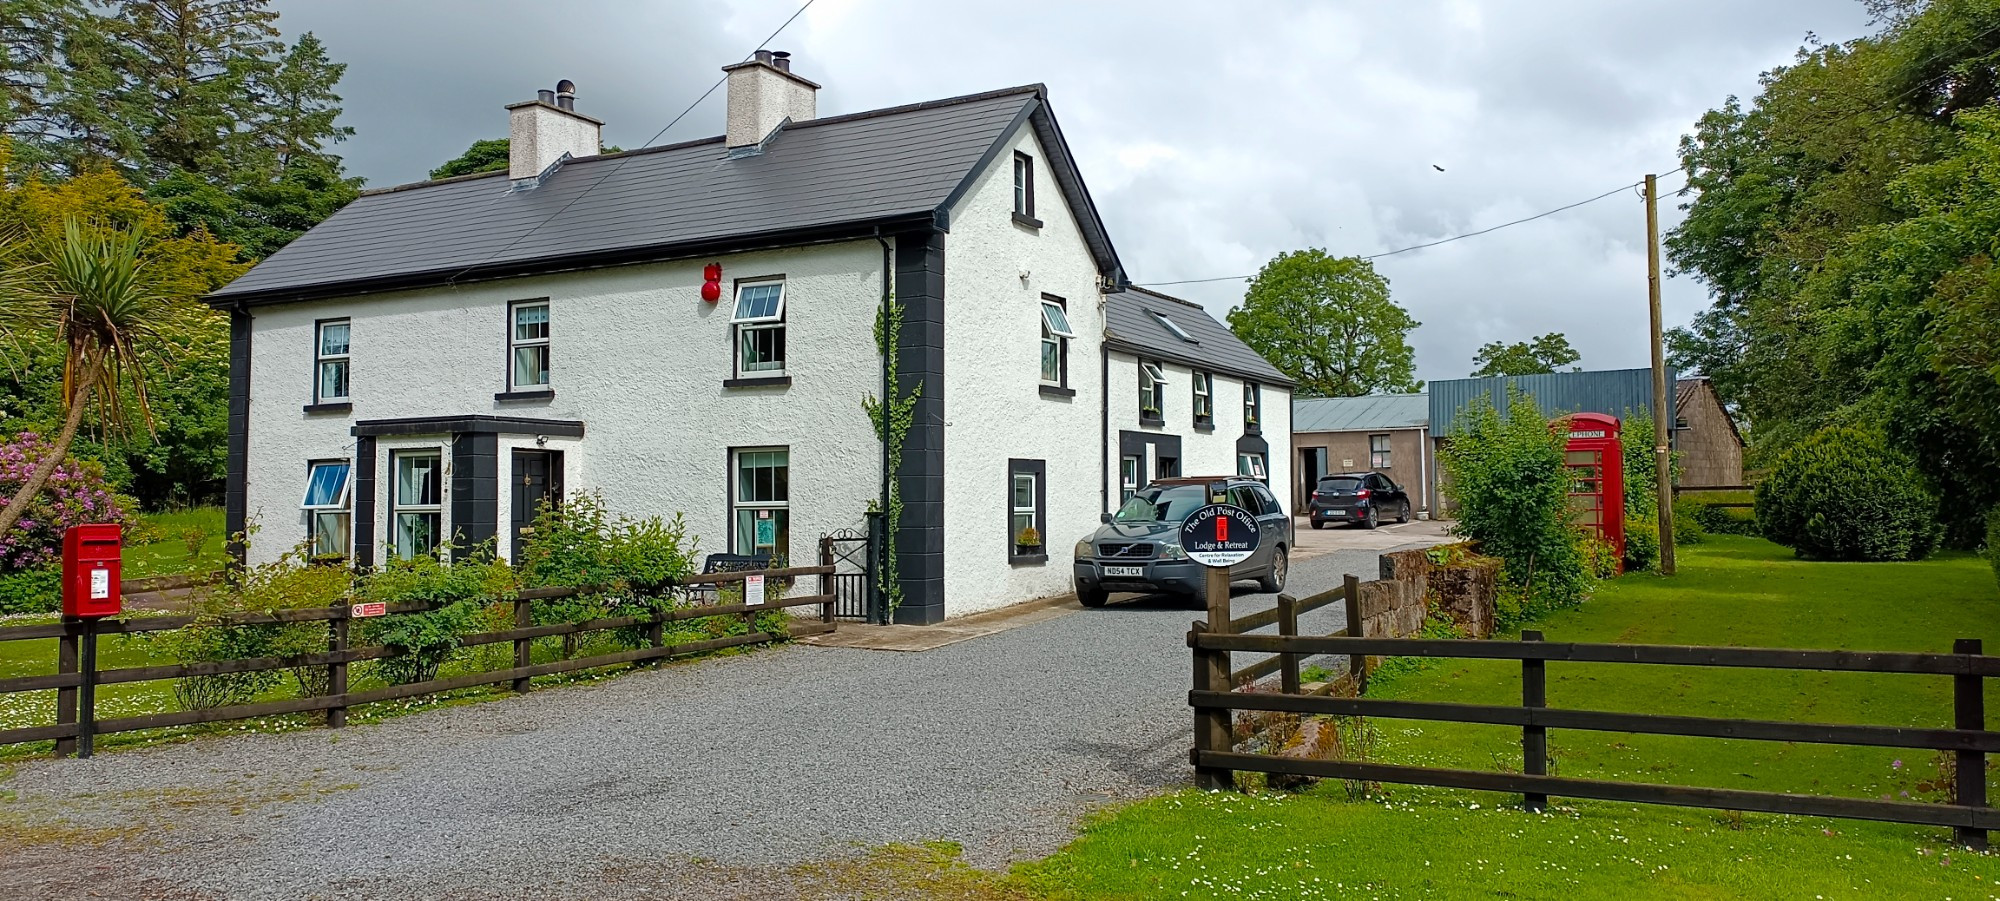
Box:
[893, 229, 948, 625]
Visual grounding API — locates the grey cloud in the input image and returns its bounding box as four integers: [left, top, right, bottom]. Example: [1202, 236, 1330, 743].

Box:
[272, 0, 1872, 383]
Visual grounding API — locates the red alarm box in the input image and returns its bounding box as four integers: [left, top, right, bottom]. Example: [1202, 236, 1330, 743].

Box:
[62, 523, 122, 618]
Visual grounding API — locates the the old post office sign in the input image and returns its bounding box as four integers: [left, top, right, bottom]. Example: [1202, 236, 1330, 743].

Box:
[1179, 503, 1261, 568]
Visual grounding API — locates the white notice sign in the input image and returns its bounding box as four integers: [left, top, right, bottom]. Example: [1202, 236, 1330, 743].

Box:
[744, 574, 765, 607]
[90, 568, 110, 599]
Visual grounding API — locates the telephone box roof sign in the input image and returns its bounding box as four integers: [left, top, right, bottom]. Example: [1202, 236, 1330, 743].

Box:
[1180, 503, 1261, 568]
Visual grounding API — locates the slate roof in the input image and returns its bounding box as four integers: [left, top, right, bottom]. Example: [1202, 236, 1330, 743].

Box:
[211, 84, 1123, 305]
[1292, 394, 1430, 433]
[1103, 287, 1293, 387]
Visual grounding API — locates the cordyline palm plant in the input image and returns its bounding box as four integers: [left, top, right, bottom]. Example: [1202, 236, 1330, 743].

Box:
[0, 218, 198, 538]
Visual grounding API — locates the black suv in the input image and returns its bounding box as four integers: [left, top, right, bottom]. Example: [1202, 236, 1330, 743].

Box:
[1072, 477, 1292, 608]
[1309, 472, 1411, 530]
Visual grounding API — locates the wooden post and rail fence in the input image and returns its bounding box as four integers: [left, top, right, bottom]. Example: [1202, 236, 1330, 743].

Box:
[1190, 577, 1997, 849]
[0, 565, 835, 759]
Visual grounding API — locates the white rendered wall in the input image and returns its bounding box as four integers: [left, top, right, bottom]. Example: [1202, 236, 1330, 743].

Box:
[1105, 351, 1294, 517]
[937, 121, 1108, 616]
[241, 240, 884, 567]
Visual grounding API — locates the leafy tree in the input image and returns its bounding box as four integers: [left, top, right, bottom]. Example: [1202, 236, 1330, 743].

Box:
[1469, 332, 1580, 377]
[430, 138, 511, 180]
[1227, 249, 1421, 397]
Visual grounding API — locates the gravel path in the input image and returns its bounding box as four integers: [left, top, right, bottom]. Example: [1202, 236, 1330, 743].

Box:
[0, 543, 1430, 900]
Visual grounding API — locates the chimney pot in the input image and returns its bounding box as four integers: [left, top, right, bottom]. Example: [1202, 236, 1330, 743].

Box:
[555, 79, 576, 111]
[772, 51, 792, 72]
[754, 49, 774, 65]
[537, 89, 555, 104]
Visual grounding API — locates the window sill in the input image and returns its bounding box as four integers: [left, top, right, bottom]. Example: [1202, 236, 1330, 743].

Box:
[1244, 424, 1262, 436]
[1139, 414, 1165, 428]
[1011, 212, 1043, 230]
[1038, 384, 1075, 399]
[495, 389, 554, 402]
[1009, 552, 1048, 566]
[302, 402, 352, 415]
[723, 375, 792, 389]
[1193, 419, 1215, 432]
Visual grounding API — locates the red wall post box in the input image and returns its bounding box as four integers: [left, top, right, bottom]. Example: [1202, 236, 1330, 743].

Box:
[1560, 413, 1626, 569]
[62, 523, 122, 618]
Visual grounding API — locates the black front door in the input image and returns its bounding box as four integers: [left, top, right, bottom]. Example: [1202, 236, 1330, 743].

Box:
[511, 449, 563, 560]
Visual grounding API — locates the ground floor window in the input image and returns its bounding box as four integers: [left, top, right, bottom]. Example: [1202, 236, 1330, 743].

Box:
[392, 450, 442, 559]
[1007, 458, 1046, 561]
[1370, 434, 1392, 469]
[302, 460, 351, 558]
[734, 447, 790, 561]
[1238, 452, 1268, 483]
[1120, 456, 1141, 502]
[1156, 455, 1180, 479]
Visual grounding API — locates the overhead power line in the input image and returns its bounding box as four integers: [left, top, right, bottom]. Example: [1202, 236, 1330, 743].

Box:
[446, 0, 821, 286]
[1134, 168, 1686, 288]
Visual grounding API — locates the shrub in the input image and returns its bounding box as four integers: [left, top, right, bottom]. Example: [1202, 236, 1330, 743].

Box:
[1440, 388, 1594, 625]
[0, 564, 60, 614]
[1755, 427, 1941, 561]
[1620, 408, 1680, 520]
[1624, 517, 1660, 572]
[1670, 500, 1707, 545]
[357, 545, 513, 684]
[151, 543, 353, 710]
[515, 492, 697, 651]
[0, 432, 132, 573]
[1689, 496, 1759, 535]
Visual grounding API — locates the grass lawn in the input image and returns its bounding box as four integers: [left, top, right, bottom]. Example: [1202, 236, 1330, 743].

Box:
[1011, 536, 2000, 899]
[120, 506, 228, 579]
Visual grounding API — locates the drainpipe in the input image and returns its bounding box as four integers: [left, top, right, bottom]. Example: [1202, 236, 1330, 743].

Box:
[1099, 343, 1110, 516]
[875, 232, 893, 624]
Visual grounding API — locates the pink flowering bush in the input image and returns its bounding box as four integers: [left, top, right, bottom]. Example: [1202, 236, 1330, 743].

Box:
[0, 431, 132, 574]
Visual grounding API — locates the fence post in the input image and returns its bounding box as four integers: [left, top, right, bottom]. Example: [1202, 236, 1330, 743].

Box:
[1343, 574, 1366, 695]
[327, 612, 350, 729]
[1522, 630, 1548, 813]
[645, 588, 666, 660]
[54, 622, 79, 759]
[76, 617, 98, 759]
[1955, 637, 1987, 850]
[819, 538, 836, 625]
[512, 594, 532, 694]
[1278, 593, 1301, 695]
[1190, 619, 1233, 791]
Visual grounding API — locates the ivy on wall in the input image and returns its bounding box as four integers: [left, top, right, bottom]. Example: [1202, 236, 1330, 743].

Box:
[864, 297, 919, 617]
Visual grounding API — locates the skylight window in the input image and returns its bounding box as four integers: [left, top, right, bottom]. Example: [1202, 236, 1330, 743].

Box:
[1152, 312, 1196, 343]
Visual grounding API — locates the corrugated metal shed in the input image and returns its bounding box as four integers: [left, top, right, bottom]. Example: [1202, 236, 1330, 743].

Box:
[1292, 394, 1429, 433]
[1103, 288, 1292, 386]
[213, 85, 1124, 305]
[1429, 368, 1676, 436]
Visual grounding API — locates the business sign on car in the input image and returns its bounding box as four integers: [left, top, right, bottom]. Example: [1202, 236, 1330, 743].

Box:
[1179, 503, 1261, 568]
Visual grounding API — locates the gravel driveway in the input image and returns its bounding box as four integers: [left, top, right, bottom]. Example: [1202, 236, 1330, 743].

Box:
[0, 542, 1434, 900]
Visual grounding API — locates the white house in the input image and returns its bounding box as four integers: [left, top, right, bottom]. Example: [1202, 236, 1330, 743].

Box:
[211, 53, 1290, 623]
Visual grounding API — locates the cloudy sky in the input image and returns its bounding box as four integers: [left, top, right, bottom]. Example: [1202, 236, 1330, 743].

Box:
[270, 0, 1874, 385]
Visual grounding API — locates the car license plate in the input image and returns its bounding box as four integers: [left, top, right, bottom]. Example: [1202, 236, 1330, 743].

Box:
[1104, 566, 1144, 577]
[1324, 508, 1345, 516]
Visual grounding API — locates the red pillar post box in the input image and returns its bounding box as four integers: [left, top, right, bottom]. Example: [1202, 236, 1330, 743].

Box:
[62, 523, 122, 618]
[1560, 414, 1625, 569]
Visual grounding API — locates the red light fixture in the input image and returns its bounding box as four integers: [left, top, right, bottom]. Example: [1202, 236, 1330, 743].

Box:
[702, 263, 723, 303]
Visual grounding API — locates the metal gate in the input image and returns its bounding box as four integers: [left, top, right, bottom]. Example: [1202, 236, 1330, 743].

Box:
[818, 513, 885, 623]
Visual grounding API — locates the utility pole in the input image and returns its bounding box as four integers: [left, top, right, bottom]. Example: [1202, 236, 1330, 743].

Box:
[1645, 173, 1676, 575]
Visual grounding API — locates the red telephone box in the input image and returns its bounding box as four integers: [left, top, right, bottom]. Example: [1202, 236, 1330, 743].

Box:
[62, 523, 122, 618]
[1560, 413, 1625, 567]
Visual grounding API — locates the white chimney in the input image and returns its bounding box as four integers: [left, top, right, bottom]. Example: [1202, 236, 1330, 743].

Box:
[505, 80, 603, 181]
[722, 50, 818, 149]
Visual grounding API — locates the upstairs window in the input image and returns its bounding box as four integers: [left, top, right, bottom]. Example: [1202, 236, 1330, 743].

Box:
[510, 301, 550, 390]
[301, 460, 351, 558]
[315, 320, 350, 403]
[732, 281, 787, 376]
[1191, 372, 1214, 424]
[1370, 434, 1392, 469]
[1243, 382, 1262, 431]
[1039, 296, 1072, 386]
[1012, 152, 1035, 219]
[1139, 362, 1167, 420]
